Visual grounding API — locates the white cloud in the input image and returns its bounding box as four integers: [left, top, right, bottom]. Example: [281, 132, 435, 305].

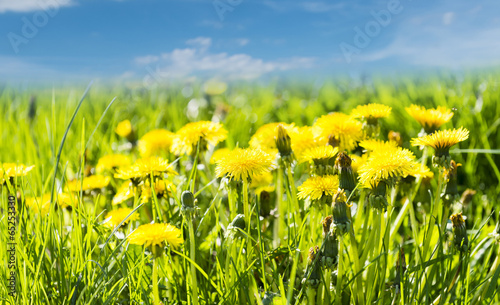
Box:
[442, 12, 454, 25]
[135, 37, 315, 80]
[0, 0, 74, 13]
[235, 38, 250, 46]
[357, 26, 500, 67]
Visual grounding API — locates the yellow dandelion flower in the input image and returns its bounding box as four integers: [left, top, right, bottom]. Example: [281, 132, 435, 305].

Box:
[140, 179, 176, 203]
[297, 175, 339, 201]
[103, 208, 138, 229]
[350, 153, 369, 173]
[57, 192, 77, 208]
[128, 223, 183, 248]
[299, 145, 339, 164]
[289, 126, 317, 160]
[25, 193, 74, 214]
[1, 163, 35, 183]
[215, 148, 275, 181]
[358, 147, 416, 185]
[249, 123, 297, 156]
[96, 154, 131, 173]
[408, 162, 434, 179]
[411, 127, 469, 157]
[312, 113, 363, 151]
[210, 148, 231, 164]
[405, 105, 454, 133]
[112, 181, 135, 205]
[171, 121, 228, 156]
[67, 175, 110, 192]
[351, 103, 392, 120]
[25, 194, 51, 214]
[115, 120, 133, 138]
[250, 172, 275, 194]
[115, 157, 178, 181]
[203, 79, 228, 96]
[138, 129, 175, 157]
[359, 139, 399, 153]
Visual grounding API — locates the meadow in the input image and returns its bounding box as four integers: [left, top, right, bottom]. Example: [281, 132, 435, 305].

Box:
[0, 75, 499, 305]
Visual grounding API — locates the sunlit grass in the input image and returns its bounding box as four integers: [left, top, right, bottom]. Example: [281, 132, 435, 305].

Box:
[0, 76, 499, 304]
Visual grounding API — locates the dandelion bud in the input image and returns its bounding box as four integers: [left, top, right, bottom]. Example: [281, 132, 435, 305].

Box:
[331, 190, 351, 235]
[368, 181, 388, 211]
[275, 124, 294, 163]
[181, 190, 198, 217]
[302, 246, 321, 288]
[441, 160, 461, 207]
[226, 214, 246, 239]
[229, 214, 246, 231]
[335, 152, 357, 195]
[460, 189, 476, 207]
[450, 213, 468, 252]
[388, 131, 402, 146]
[259, 190, 273, 217]
[321, 216, 339, 269]
[28, 95, 37, 121]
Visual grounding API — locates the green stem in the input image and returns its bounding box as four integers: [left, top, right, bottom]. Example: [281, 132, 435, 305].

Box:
[188, 221, 199, 305]
[336, 235, 344, 305]
[421, 169, 444, 261]
[274, 167, 283, 248]
[152, 248, 160, 305]
[324, 269, 331, 305]
[348, 214, 364, 305]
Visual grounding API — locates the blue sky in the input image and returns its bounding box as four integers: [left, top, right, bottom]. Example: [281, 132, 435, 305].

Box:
[1, 0, 499, 82]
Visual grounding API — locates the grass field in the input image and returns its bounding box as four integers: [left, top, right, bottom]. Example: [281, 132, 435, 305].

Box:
[1, 75, 499, 305]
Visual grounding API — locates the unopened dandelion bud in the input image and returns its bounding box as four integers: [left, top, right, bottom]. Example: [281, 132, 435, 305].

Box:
[259, 190, 273, 217]
[368, 181, 388, 211]
[226, 214, 246, 239]
[302, 246, 321, 288]
[331, 190, 351, 235]
[229, 214, 246, 231]
[460, 189, 476, 207]
[181, 190, 198, 217]
[441, 160, 461, 206]
[335, 152, 357, 195]
[450, 213, 468, 252]
[321, 216, 338, 268]
[275, 124, 294, 163]
[388, 131, 402, 146]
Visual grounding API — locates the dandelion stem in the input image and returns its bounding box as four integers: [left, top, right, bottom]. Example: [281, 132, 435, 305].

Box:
[274, 167, 283, 247]
[187, 220, 199, 305]
[152, 247, 160, 305]
[336, 234, 344, 305]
